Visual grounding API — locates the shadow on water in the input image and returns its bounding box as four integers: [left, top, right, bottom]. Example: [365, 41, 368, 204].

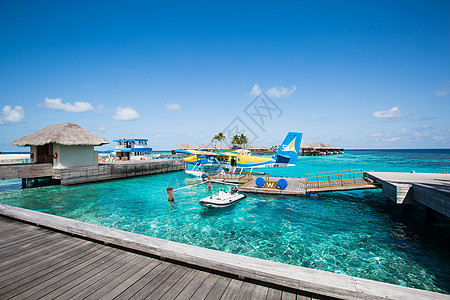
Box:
[198, 202, 243, 218]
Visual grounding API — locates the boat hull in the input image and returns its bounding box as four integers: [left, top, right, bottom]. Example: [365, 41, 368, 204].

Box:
[199, 193, 247, 208]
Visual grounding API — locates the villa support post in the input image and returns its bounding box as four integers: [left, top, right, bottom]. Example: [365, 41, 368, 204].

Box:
[167, 187, 174, 202]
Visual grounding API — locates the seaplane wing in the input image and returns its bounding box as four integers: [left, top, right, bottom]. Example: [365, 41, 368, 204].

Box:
[174, 149, 223, 156]
[174, 149, 227, 165]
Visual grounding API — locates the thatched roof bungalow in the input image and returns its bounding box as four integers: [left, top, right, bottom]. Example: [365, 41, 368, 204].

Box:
[11, 122, 109, 168]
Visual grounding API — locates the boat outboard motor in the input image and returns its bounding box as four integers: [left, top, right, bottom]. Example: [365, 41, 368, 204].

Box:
[231, 186, 238, 194]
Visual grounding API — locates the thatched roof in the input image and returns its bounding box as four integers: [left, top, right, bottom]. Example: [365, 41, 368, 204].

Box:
[11, 122, 109, 146]
[300, 142, 335, 149]
[175, 144, 194, 150]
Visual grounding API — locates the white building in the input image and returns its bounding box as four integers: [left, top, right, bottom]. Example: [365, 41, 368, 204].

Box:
[11, 122, 109, 169]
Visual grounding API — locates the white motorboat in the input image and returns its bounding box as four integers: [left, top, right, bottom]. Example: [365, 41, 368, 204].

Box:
[200, 187, 247, 208]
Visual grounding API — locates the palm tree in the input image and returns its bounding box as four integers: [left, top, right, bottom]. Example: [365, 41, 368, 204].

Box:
[239, 133, 248, 148]
[231, 134, 241, 148]
[211, 132, 226, 149]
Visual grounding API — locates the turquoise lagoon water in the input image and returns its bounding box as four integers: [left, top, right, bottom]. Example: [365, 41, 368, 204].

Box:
[0, 149, 449, 294]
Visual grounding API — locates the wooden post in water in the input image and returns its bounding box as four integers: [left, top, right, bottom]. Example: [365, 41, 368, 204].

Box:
[166, 187, 174, 202]
[208, 176, 211, 190]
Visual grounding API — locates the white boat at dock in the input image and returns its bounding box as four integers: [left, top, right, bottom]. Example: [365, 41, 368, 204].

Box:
[199, 187, 247, 208]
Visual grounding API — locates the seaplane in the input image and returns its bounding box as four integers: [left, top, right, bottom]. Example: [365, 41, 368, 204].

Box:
[175, 132, 302, 178]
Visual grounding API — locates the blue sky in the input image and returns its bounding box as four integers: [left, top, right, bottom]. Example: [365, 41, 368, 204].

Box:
[0, 1, 449, 151]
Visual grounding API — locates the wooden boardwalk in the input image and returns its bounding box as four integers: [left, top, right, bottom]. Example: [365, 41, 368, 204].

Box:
[0, 216, 328, 300]
[306, 178, 376, 192]
[0, 163, 53, 181]
[366, 172, 450, 218]
[0, 160, 186, 187]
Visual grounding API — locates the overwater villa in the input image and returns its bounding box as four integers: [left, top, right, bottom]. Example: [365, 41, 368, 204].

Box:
[10, 122, 109, 169]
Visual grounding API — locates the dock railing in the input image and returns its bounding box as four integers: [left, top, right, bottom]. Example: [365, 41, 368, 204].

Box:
[305, 169, 366, 189]
[208, 170, 253, 183]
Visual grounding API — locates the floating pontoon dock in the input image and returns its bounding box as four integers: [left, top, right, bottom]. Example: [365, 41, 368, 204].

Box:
[238, 177, 307, 196]
[0, 204, 446, 300]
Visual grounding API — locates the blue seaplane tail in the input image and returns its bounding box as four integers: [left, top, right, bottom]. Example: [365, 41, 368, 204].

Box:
[274, 132, 303, 166]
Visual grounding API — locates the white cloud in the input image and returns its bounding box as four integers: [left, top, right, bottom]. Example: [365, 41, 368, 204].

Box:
[309, 115, 328, 122]
[43, 97, 94, 113]
[386, 137, 400, 142]
[91, 124, 108, 132]
[433, 89, 448, 96]
[336, 91, 354, 98]
[0, 105, 25, 124]
[249, 84, 263, 96]
[166, 103, 181, 111]
[372, 107, 410, 119]
[249, 83, 296, 98]
[266, 85, 296, 98]
[97, 104, 104, 112]
[113, 107, 140, 121]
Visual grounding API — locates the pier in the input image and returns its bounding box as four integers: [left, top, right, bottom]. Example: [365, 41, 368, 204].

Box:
[238, 169, 376, 196]
[366, 172, 450, 218]
[1, 204, 446, 300]
[0, 159, 186, 186]
[306, 169, 376, 192]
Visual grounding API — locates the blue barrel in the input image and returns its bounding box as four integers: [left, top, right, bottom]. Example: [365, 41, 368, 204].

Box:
[277, 178, 288, 190]
[255, 177, 265, 188]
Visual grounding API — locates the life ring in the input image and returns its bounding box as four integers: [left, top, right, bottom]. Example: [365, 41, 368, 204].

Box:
[30, 153, 34, 159]
[53, 153, 58, 159]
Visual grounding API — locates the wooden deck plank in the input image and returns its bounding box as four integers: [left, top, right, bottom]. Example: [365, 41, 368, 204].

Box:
[173, 270, 211, 300]
[129, 263, 181, 299]
[0, 219, 25, 232]
[204, 276, 232, 300]
[145, 265, 190, 299]
[0, 242, 103, 298]
[236, 281, 257, 299]
[9, 245, 119, 299]
[190, 273, 221, 300]
[250, 285, 269, 299]
[219, 279, 243, 300]
[31, 248, 128, 299]
[1, 242, 104, 298]
[0, 225, 50, 247]
[296, 293, 313, 299]
[79, 255, 152, 299]
[281, 290, 297, 300]
[0, 217, 339, 300]
[0, 230, 63, 262]
[0, 230, 85, 269]
[115, 261, 172, 299]
[58, 253, 142, 299]
[155, 268, 200, 300]
[266, 287, 283, 300]
[0, 234, 87, 282]
[101, 258, 163, 299]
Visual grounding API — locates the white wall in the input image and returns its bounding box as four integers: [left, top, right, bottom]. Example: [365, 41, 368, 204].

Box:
[30, 146, 37, 163]
[53, 144, 97, 169]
